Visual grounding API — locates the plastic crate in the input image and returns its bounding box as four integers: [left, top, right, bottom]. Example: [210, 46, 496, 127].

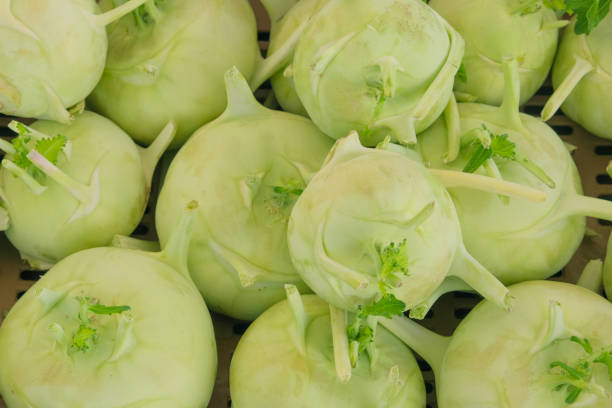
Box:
[1, 1, 611, 407]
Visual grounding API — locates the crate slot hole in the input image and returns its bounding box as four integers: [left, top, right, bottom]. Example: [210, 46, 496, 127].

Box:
[551, 270, 563, 278]
[417, 358, 432, 372]
[595, 146, 612, 155]
[132, 223, 149, 236]
[551, 125, 573, 135]
[453, 308, 471, 319]
[597, 174, 612, 185]
[257, 31, 270, 42]
[232, 322, 250, 335]
[425, 381, 434, 394]
[523, 105, 543, 115]
[16, 290, 26, 300]
[19, 269, 46, 281]
[453, 292, 480, 300]
[536, 85, 553, 96]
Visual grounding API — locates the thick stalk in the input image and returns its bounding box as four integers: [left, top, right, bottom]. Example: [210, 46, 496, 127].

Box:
[0, 138, 14, 155]
[106, 315, 136, 363]
[138, 120, 176, 189]
[577, 259, 603, 293]
[409, 277, 471, 319]
[155, 200, 198, 280]
[2, 159, 47, 195]
[8, 120, 51, 141]
[431, 168, 547, 202]
[442, 93, 460, 163]
[329, 305, 352, 383]
[483, 159, 510, 204]
[111, 235, 160, 252]
[530, 301, 573, 354]
[541, 57, 594, 121]
[221, 67, 268, 121]
[450, 245, 512, 311]
[380, 314, 450, 378]
[497, 58, 523, 131]
[96, 0, 150, 26]
[285, 284, 307, 355]
[563, 194, 612, 222]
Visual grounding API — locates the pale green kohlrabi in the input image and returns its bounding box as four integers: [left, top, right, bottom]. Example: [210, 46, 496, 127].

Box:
[542, 11, 612, 140]
[155, 68, 334, 321]
[602, 230, 612, 301]
[0, 203, 217, 408]
[429, 0, 564, 106]
[287, 130, 548, 319]
[0, 110, 175, 269]
[417, 58, 612, 296]
[230, 285, 425, 407]
[381, 281, 612, 407]
[252, 0, 465, 152]
[0, 0, 154, 123]
[88, 0, 261, 148]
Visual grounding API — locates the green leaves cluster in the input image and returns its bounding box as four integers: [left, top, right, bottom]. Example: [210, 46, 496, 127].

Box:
[9, 122, 67, 180]
[71, 297, 131, 352]
[271, 181, 303, 209]
[463, 127, 516, 173]
[550, 336, 612, 404]
[517, 0, 612, 35]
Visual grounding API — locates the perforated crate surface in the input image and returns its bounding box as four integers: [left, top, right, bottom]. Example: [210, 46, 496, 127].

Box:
[1, 2, 612, 408]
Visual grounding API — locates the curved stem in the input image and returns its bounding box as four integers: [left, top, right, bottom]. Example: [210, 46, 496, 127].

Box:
[221, 67, 268, 120]
[563, 194, 612, 222]
[380, 314, 450, 378]
[285, 284, 307, 356]
[156, 200, 198, 280]
[542, 57, 594, 121]
[577, 259, 603, 293]
[530, 301, 572, 354]
[366, 316, 378, 368]
[496, 58, 523, 131]
[9, 120, 51, 142]
[409, 276, 471, 319]
[442, 93, 461, 163]
[0, 138, 15, 155]
[106, 315, 136, 363]
[111, 235, 160, 252]
[430, 168, 547, 202]
[483, 159, 510, 204]
[96, 0, 150, 26]
[2, 159, 47, 195]
[329, 305, 352, 384]
[138, 121, 176, 189]
[449, 245, 512, 312]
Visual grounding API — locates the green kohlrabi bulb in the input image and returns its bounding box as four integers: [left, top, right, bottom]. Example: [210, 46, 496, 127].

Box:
[430, 0, 563, 106]
[0, 111, 174, 269]
[230, 285, 425, 407]
[287, 0, 464, 146]
[0, 203, 217, 408]
[155, 68, 334, 321]
[88, 0, 261, 148]
[418, 59, 612, 289]
[0, 0, 153, 123]
[287, 130, 551, 318]
[542, 12, 612, 140]
[382, 281, 612, 407]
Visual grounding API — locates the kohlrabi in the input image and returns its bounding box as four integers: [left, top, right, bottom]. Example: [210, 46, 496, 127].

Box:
[230, 284, 425, 407]
[0, 0, 153, 123]
[253, 0, 465, 147]
[287, 130, 547, 320]
[381, 280, 612, 407]
[417, 58, 612, 293]
[429, 0, 564, 106]
[542, 10, 612, 140]
[0, 110, 174, 269]
[603, 232, 612, 300]
[88, 0, 261, 148]
[0, 202, 217, 407]
[155, 67, 334, 321]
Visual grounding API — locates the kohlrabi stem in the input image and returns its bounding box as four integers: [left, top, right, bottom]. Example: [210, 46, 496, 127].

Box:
[564, 194, 612, 222]
[443, 94, 461, 163]
[483, 159, 510, 204]
[329, 305, 352, 384]
[259, 0, 300, 24]
[156, 200, 198, 280]
[0, 138, 15, 155]
[222, 67, 268, 119]
[285, 284, 307, 355]
[409, 277, 471, 319]
[380, 366, 403, 406]
[27, 150, 99, 215]
[2, 159, 47, 195]
[380, 314, 450, 378]
[36, 288, 65, 315]
[111, 235, 161, 252]
[249, 19, 311, 90]
[530, 301, 571, 354]
[366, 316, 378, 368]
[577, 259, 604, 293]
[106, 315, 136, 363]
[450, 246, 513, 311]
[541, 57, 594, 121]
[497, 58, 523, 131]
[139, 120, 176, 189]
[8, 120, 50, 141]
[96, 0, 150, 26]
[315, 222, 372, 290]
[515, 153, 556, 188]
[143, 0, 163, 23]
[430, 168, 547, 202]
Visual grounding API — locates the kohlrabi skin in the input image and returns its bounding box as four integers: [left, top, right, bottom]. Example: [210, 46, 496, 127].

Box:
[0, 203, 217, 408]
[417, 58, 612, 289]
[429, 0, 562, 106]
[0, 110, 175, 269]
[266, 0, 329, 116]
[230, 285, 425, 408]
[286, 0, 464, 146]
[382, 281, 612, 407]
[542, 12, 612, 140]
[287, 130, 551, 318]
[0, 0, 153, 123]
[88, 0, 260, 148]
[603, 232, 612, 300]
[155, 67, 334, 321]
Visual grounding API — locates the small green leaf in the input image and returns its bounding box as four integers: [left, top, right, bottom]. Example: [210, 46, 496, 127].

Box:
[593, 351, 612, 380]
[565, 385, 582, 403]
[360, 294, 406, 319]
[378, 239, 410, 290]
[88, 304, 131, 315]
[566, 0, 612, 35]
[463, 144, 493, 173]
[489, 134, 516, 159]
[72, 324, 97, 352]
[550, 361, 588, 380]
[35, 134, 67, 165]
[570, 336, 593, 354]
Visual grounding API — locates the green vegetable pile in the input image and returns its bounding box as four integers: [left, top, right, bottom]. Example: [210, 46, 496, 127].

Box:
[0, 0, 611, 406]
